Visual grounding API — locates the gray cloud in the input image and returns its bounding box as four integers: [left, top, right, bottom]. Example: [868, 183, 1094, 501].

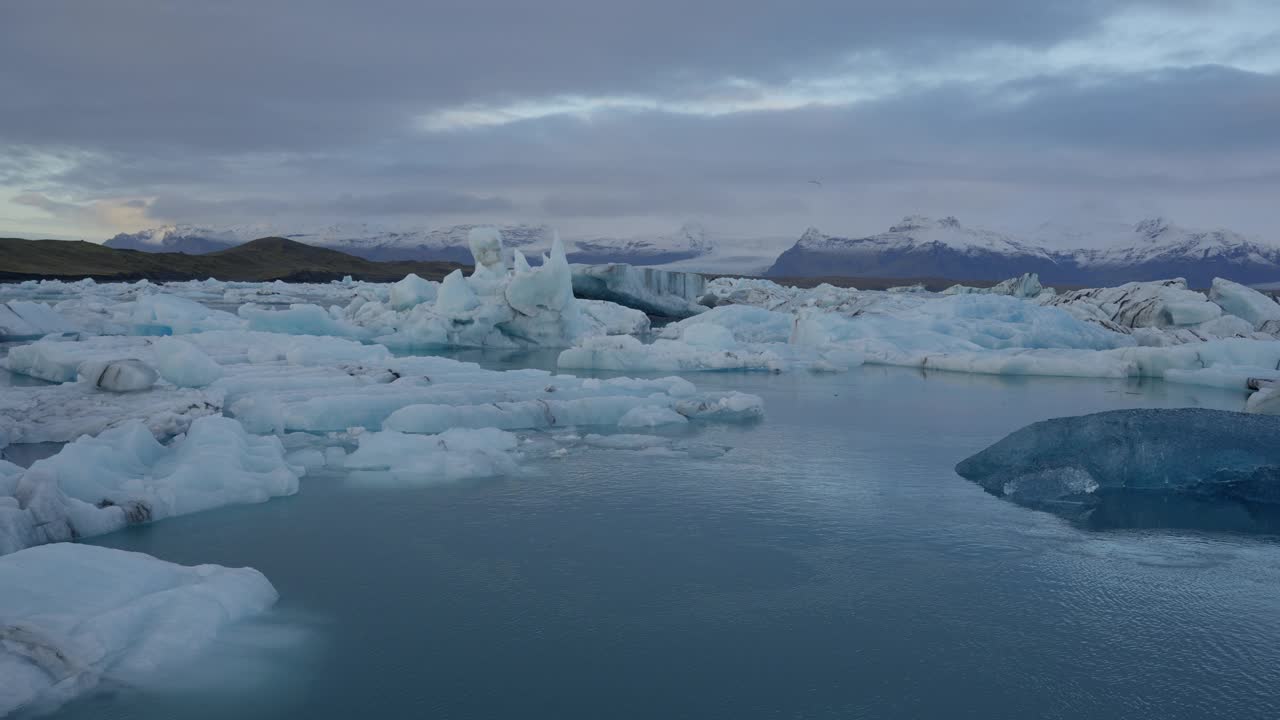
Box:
[1, 0, 1277, 239]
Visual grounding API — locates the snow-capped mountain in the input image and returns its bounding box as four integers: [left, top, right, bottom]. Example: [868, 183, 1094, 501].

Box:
[766, 216, 1280, 286]
[768, 216, 1061, 281]
[568, 222, 717, 265]
[104, 225, 243, 254]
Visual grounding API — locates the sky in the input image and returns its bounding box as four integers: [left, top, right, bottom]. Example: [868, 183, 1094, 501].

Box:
[2, 0, 1279, 243]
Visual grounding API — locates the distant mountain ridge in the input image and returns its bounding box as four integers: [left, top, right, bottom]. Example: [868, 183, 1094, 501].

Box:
[767, 216, 1280, 286]
[2, 236, 466, 282]
[105, 222, 723, 267]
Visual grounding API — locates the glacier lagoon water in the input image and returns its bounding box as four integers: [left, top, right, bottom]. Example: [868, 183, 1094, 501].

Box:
[42, 360, 1280, 720]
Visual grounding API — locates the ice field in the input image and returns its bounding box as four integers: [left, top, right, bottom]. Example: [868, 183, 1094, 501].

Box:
[4, 228, 1280, 717]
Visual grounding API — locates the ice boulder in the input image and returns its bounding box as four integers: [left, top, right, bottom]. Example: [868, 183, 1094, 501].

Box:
[0, 301, 75, 341]
[956, 409, 1280, 507]
[76, 358, 159, 392]
[1209, 278, 1280, 330]
[0, 543, 277, 716]
[571, 264, 708, 318]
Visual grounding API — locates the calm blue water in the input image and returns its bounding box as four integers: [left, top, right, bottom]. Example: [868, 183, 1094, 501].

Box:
[47, 364, 1280, 719]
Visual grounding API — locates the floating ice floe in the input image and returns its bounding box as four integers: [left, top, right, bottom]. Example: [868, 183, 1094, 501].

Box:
[0, 543, 277, 716]
[955, 408, 1280, 508]
[344, 427, 520, 485]
[0, 415, 298, 555]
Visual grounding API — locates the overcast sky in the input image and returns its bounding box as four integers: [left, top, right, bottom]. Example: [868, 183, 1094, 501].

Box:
[2, 0, 1279, 242]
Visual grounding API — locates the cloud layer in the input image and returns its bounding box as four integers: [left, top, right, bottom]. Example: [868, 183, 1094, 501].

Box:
[2, 0, 1278, 240]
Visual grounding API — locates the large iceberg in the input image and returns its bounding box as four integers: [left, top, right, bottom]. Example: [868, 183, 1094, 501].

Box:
[955, 409, 1280, 507]
[0, 543, 277, 716]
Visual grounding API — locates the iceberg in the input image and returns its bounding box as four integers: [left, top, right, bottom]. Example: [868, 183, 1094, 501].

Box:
[955, 409, 1280, 507]
[0, 543, 277, 716]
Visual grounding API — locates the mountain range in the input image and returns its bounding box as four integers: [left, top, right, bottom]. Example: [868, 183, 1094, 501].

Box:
[766, 216, 1280, 287]
[96, 216, 1280, 286]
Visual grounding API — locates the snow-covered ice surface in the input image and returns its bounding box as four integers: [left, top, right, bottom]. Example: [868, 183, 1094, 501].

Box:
[0, 543, 277, 717]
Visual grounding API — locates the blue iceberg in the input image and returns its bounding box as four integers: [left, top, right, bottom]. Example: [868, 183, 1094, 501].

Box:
[956, 409, 1280, 508]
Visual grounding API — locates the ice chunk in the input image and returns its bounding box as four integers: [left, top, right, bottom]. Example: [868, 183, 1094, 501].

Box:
[76, 358, 159, 392]
[152, 337, 224, 387]
[388, 273, 438, 310]
[956, 409, 1280, 506]
[617, 405, 689, 428]
[1210, 278, 1280, 330]
[571, 263, 708, 318]
[0, 543, 277, 716]
[344, 428, 519, 484]
[0, 301, 75, 341]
